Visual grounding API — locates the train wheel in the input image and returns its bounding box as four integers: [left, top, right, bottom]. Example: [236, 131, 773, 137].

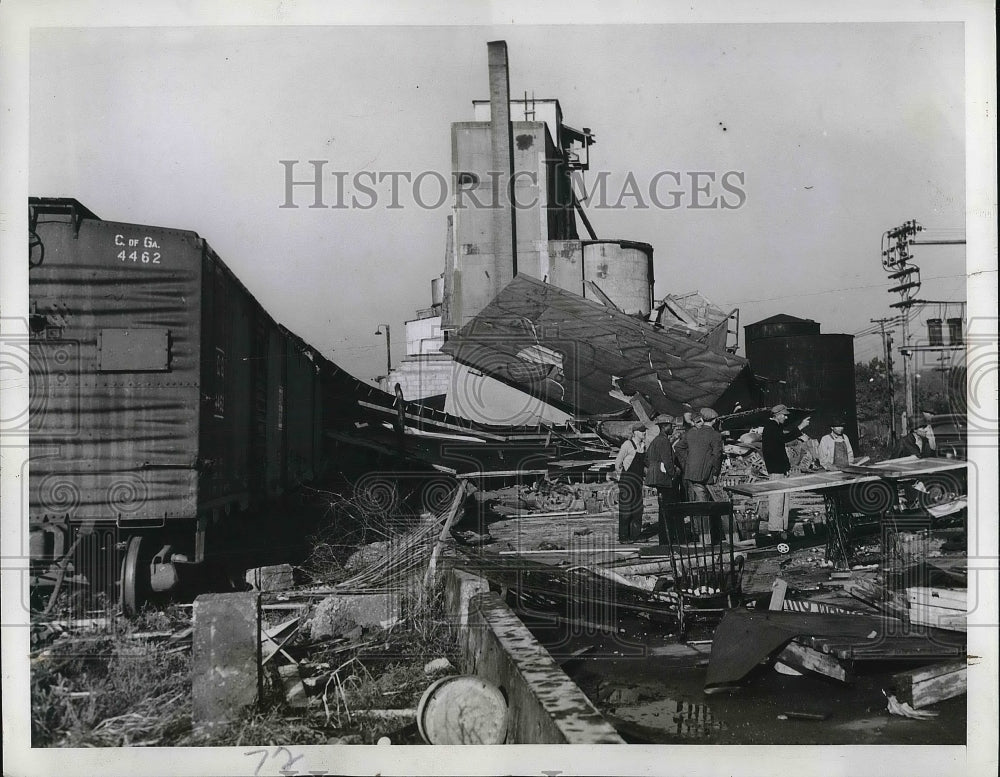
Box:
[119, 535, 152, 615]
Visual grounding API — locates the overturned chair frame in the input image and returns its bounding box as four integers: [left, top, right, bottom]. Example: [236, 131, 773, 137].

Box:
[660, 501, 744, 621]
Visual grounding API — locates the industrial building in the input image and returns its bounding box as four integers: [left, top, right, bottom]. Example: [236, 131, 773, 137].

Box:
[383, 41, 757, 426]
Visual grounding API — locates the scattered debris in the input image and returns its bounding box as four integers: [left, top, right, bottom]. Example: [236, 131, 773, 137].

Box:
[278, 664, 309, 708]
[777, 711, 829, 721]
[423, 657, 453, 676]
[885, 693, 940, 719]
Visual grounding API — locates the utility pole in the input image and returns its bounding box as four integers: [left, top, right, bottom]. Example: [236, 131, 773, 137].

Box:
[882, 220, 921, 430]
[871, 317, 898, 442]
[880, 220, 968, 432]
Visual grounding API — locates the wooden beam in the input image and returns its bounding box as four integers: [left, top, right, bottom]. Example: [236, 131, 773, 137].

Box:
[892, 660, 967, 708]
[660, 296, 700, 329]
[775, 640, 851, 682]
[423, 484, 467, 588]
[456, 469, 548, 479]
[768, 578, 788, 611]
[585, 280, 623, 312]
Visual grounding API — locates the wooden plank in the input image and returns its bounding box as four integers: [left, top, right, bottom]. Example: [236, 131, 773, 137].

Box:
[906, 587, 967, 610]
[845, 458, 968, 478]
[456, 469, 549, 479]
[724, 471, 881, 497]
[424, 484, 467, 588]
[768, 578, 788, 611]
[512, 510, 588, 519]
[586, 280, 624, 312]
[892, 660, 967, 708]
[776, 641, 851, 682]
[907, 603, 967, 632]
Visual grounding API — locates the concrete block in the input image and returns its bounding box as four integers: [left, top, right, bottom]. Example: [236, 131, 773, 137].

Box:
[192, 592, 260, 725]
[443, 568, 490, 630]
[308, 591, 402, 638]
[244, 563, 294, 591]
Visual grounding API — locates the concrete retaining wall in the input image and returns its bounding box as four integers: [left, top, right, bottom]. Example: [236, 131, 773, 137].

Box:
[444, 572, 624, 744]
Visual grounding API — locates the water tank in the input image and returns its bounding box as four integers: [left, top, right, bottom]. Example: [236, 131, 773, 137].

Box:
[745, 314, 821, 343]
[746, 332, 857, 442]
[946, 318, 963, 345]
[582, 240, 653, 316]
[927, 319, 944, 346]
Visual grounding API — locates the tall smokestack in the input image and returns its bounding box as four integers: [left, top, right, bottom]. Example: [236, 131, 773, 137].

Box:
[487, 40, 517, 292]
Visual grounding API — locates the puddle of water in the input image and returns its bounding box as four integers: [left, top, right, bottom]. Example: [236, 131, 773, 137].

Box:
[598, 682, 724, 741]
[615, 697, 724, 740]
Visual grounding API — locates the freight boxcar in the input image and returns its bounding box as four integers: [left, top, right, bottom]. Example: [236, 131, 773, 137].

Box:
[27, 198, 339, 612]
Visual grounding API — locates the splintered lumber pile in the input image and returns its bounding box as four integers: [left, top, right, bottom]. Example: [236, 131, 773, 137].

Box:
[333, 482, 467, 592]
[775, 640, 851, 683]
[843, 576, 911, 621]
[892, 660, 967, 708]
[905, 586, 967, 632]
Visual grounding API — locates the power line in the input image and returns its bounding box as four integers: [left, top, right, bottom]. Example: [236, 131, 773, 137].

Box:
[723, 272, 969, 307]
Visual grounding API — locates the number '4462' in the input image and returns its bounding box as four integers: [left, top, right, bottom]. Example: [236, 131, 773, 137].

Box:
[118, 250, 161, 263]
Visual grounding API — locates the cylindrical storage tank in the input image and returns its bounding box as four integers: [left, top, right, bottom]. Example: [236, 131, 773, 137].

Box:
[545, 240, 585, 298]
[745, 333, 858, 444]
[582, 240, 653, 316]
[926, 319, 944, 346]
[745, 315, 821, 344]
[430, 276, 444, 307]
[946, 318, 963, 345]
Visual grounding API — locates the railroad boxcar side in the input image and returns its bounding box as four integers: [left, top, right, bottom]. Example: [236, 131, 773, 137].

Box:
[29, 200, 203, 530]
[29, 197, 350, 611]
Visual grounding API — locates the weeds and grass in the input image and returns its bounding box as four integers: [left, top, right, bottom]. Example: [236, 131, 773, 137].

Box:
[31, 580, 461, 747]
[30, 605, 193, 747]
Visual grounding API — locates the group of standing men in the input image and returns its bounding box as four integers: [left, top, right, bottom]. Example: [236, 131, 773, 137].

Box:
[613, 403, 828, 544]
[613, 407, 727, 544]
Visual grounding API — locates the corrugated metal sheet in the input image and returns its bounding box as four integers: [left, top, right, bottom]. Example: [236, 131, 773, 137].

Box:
[440, 274, 751, 416]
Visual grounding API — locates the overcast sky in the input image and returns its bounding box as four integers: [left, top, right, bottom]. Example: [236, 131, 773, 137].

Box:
[28, 23, 966, 379]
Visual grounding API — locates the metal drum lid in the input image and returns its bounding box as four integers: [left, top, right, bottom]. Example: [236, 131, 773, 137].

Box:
[416, 675, 508, 745]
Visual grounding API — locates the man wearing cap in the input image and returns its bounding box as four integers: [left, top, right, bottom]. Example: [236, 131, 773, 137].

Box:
[614, 423, 648, 543]
[675, 408, 724, 503]
[762, 404, 811, 533]
[675, 408, 725, 544]
[646, 415, 681, 544]
[895, 421, 933, 459]
[818, 418, 855, 470]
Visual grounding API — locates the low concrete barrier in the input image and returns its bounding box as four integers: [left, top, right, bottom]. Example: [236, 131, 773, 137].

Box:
[453, 583, 624, 744]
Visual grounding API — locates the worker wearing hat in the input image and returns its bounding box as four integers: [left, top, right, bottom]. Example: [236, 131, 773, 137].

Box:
[761, 404, 811, 533]
[675, 408, 724, 501]
[675, 408, 726, 542]
[818, 416, 855, 470]
[613, 422, 648, 543]
[645, 414, 681, 544]
[895, 418, 933, 459]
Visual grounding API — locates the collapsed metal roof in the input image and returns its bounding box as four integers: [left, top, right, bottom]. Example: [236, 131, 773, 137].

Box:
[441, 274, 752, 417]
